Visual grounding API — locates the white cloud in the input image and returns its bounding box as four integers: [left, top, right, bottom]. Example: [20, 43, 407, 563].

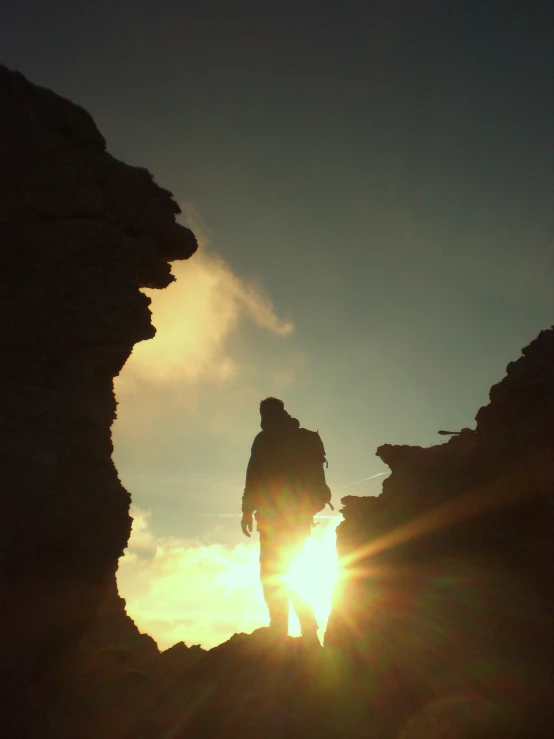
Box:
[116, 203, 293, 390]
[117, 507, 267, 650]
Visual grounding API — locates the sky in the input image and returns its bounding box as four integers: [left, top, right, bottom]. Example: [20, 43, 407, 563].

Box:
[3, 0, 553, 649]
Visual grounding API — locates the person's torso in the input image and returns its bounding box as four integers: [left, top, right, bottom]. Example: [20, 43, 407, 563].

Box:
[252, 425, 322, 520]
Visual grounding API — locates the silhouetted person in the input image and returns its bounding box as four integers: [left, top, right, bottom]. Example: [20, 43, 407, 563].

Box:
[241, 397, 332, 643]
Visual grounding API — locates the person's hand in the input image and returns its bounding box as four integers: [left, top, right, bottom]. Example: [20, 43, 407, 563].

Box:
[241, 512, 253, 538]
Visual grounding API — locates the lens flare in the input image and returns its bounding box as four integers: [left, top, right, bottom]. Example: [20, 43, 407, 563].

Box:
[286, 520, 341, 635]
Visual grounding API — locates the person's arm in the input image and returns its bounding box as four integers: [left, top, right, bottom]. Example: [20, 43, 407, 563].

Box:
[242, 455, 258, 513]
[241, 436, 262, 536]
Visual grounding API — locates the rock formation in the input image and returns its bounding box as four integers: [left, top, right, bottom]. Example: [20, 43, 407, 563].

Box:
[326, 326, 554, 737]
[80, 565, 159, 663]
[0, 64, 196, 736]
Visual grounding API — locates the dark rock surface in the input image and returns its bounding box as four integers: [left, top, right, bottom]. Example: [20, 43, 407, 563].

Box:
[326, 327, 554, 737]
[80, 565, 159, 663]
[59, 629, 340, 739]
[0, 64, 196, 736]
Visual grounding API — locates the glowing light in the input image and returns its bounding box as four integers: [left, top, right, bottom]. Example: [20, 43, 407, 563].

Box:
[286, 520, 341, 636]
[119, 511, 343, 649]
[213, 518, 342, 637]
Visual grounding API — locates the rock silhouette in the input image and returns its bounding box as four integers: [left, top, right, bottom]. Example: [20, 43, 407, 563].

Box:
[0, 65, 196, 736]
[80, 564, 159, 664]
[1, 65, 553, 739]
[326, 326, 554, 737]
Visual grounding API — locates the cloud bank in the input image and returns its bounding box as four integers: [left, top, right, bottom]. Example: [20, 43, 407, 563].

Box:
[117, 507, 267, 649]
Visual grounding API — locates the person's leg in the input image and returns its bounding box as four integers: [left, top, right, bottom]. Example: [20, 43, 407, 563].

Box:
[259, 530, 289, 634]
[290, 590, 318, 634]
[285, 528, 319, 637]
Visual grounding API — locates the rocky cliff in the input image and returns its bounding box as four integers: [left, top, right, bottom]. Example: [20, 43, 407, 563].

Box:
[0, 65, 196, 736]
[80, 564, 159, 663]
[326, 327, 554, 736]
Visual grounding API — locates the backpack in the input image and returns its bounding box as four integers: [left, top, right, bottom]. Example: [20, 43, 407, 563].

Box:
[246, 424, 332, 517]
[294, 428, 332, 513]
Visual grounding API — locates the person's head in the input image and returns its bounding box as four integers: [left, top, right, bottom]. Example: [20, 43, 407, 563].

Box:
[259, 397, 298, 431]
[259, 397, 285, 420]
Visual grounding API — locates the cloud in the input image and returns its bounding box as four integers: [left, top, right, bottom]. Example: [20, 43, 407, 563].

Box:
[117, 203, 293, 390]
[117, 507, 267, 650]
[117, 507, 340, 651]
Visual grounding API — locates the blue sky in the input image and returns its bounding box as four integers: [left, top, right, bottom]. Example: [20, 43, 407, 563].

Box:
[4, 0, 553, 647]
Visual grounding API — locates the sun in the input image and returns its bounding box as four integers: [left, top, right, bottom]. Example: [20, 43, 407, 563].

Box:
[286, 518, 341, 636]
[208, 517, 342, 640]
